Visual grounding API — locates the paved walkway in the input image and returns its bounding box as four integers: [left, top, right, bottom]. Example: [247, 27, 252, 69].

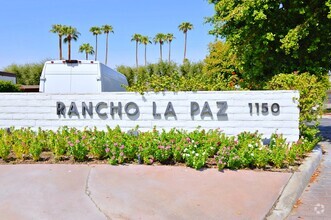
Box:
[0, 165, 291, 219]
[289, 118, 331, 219]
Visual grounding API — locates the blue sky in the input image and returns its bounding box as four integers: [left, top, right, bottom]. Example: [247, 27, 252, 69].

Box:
[0, 0, 215, 70]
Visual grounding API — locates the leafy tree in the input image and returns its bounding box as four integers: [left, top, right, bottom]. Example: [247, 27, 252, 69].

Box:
[207, 0, 331, 86]
[178, 22, 193, 62]
[50, 24, 65, 60]
[165, 33, 175, 63]
[79, 43, 95, 60]
[89, 26, 102, 61]
[203, 41, 238, 78]
[102, 25, 114, 65]
[153, 33, 166, 61]
[63, 26, 80, 61]
[140, 35, 152, 66]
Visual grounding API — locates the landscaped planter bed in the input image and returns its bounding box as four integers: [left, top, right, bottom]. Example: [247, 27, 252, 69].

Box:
[0, 127, 315, 170]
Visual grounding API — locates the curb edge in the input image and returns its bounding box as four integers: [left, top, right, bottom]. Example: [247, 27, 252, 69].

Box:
[266, 144, 323, 220]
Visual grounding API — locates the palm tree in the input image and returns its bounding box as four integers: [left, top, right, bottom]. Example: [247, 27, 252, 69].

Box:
[89, 26, 102, 61]
[50, 24, 65, 60]
[140, 36, 152, 66]
[178, 22, 193, 62]
[153, 33, 166, 61]
[166, 33, 175, 63]
[131, 34, 142, 68]
[101, 25, 114, 65]
[79, 43, 94, 60]
[63, 26, 80, 60]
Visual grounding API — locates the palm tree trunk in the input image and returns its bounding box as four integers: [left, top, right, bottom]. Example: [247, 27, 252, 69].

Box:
[105, 33, 109, 65]
[168, 41, 171, 63]
[144, 44, 147, 66]
[68, 40, 71, 60]
[95, 35, 98, 61]
[160, 43, 162, 61]
[136, 41, 138, 68]
[184, 32, 188, 62]
[86, 52, 88, 60]
[59, 36, 62, 60]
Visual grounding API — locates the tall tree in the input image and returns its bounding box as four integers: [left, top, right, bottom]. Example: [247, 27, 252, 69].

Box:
[165, 33, 175, 63]
[153, 33, 166, 61]
[207, 0, 331, 84]
[178, 22, 193, 62]
[79, 43, 95, 60]
[101, 25, 114, 65]
[131, 34, 142, 68]
[50, 24, 65, 60]
[140, 35, 152, 66]
[89, 26, 102, 61]
[63, 26, 80, 60]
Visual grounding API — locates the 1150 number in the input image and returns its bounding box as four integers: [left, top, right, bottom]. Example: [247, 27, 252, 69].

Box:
[248, 103, 280, 114]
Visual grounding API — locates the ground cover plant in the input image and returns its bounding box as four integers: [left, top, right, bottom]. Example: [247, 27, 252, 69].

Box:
[0, 127, 315, 170]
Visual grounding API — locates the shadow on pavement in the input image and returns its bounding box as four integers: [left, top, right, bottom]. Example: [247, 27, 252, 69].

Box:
[319, 124, 331, 142]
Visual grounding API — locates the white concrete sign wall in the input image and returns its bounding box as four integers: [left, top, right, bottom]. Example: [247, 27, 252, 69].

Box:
[0, 91, 300, 142]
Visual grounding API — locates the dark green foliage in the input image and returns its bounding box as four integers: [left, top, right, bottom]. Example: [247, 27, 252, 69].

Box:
[0, 80, 20, 92]
[207, 0, 331, 86]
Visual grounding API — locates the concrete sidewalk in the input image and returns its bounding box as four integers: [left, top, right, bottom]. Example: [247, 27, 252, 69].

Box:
[0, 164, 291, 220]
[2, 119, 329, 220]
[288, 118, 331, 219]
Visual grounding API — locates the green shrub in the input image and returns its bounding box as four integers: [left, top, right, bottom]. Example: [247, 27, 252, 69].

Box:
[11, 128, 33, 160]
[117, 60, 239, 93]
[0, 130, 12, 160]
[48, 129, 68, 160]
[265, 72, 330, 140]
[0, 127, 315, 170]
[0, 80, 20, 92]
[3, 61, 45, 85]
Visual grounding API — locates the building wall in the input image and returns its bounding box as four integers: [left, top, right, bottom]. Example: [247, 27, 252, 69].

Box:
[0, 91, 300, 142]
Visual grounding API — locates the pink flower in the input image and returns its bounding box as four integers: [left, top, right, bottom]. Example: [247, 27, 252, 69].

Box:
[105, 147, 110, 153]
[186, 137, 191, 142]
[120, 152, 124, 157]
[82, 135, 86, 140]
[165, 145, 171, 150]
[158, 145, 164, 149]
[114, 143, 118, 146]
[69, 143, 74, 147]
[120, 145, 125, 149]
[76, 140, 80, 144]
[149, 159, 154, 164]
